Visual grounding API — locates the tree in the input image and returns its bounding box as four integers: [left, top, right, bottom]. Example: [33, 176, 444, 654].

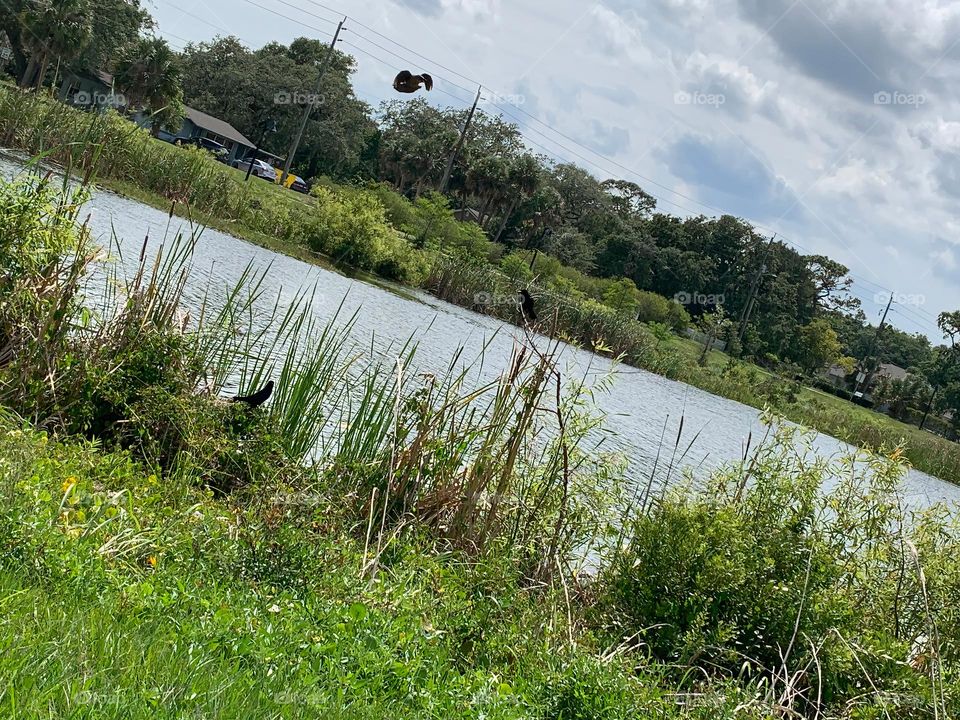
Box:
[114, 37, 183, 134]
[930, 311, 960, 433]
[377, 99, 457, 194]
[939, 311, 960, 349]
[17, 0, 92, 88]
[698, 307, 732, 366]
[807, 255, 859, 313]
[544, 227, 597, 273]
[602, 278, 640, 316]
[872, 372, 932, 422]
[601, 178, 656, 220]
[0, 0, 30, 81]
[793, 318, 843, 374]
[72, 0, 151, 74]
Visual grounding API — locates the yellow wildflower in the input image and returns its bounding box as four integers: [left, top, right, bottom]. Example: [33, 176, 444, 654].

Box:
[147, 556, 157, 568]
[61, 476, 77, 493]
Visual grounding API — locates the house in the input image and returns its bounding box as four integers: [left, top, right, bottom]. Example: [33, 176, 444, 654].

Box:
[148, 106, 257, 164]
[874, 363, 909, 383]
[58, 70, 125, 110]
[822, 364, 849, 390]
[454, 207, 482, 224]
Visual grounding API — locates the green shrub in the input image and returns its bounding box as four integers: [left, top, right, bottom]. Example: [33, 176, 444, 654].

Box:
[306, 185, 411, 277]
[635, 290, 690, 331]
[501, 252, 534, 284]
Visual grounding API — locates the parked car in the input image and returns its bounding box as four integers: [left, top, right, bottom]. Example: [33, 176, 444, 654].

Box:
[176, 136, 229, 163]
[232, 157, 275, 180]
[290, 175, 310, 194]
[274, 168, 311, 194]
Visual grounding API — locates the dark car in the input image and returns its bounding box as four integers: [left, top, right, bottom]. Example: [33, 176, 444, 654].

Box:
[290, 175, 310, 194]
[177, 136, 230, 163]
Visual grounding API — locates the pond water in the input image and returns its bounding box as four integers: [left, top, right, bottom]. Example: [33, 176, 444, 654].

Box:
[4, 154, 959, 509]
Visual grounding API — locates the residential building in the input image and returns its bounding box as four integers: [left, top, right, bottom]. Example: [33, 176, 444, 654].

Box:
[58, 70, 124, 110]
[147, 106, 256, 164]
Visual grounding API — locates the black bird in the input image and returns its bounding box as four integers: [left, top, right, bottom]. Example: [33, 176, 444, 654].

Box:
[232, 380, 274, 408]
[518, 289, 537, 323]
[393, 70, 433, 94]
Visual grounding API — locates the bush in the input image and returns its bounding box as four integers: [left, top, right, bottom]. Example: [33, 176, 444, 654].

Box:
[306, 185, 413, 278]
[595, 435, 937, 711]
[635, 290, 690, 331]
[500, 252, 534, 284]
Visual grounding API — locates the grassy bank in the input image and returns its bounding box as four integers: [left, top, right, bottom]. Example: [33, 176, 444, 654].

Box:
[0, 83, 957, 485]
[4, 172, 960, 718]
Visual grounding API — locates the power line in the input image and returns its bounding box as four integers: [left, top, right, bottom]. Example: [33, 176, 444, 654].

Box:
[265, 0, 340, 26]
[239, 0, 335, 36]
[298, 0, 480, 88]
[164, 1, 239, 36]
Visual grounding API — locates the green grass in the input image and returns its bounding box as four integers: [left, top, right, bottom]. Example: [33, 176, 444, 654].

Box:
[0, 419, 723, 720]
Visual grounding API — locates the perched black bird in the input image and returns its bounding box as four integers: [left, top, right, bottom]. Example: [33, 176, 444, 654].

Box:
[393, 70, 433, 93]
[518, 289, 537, 323]
[232, 380, 274, 408]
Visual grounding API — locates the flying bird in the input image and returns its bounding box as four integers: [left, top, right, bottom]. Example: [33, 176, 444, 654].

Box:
[232, 380, 274, 408]
[518, 289, 537, 324]
[393, 70, 433, 94]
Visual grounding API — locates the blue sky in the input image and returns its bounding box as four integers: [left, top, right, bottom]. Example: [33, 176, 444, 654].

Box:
[152, 0, 960, 341]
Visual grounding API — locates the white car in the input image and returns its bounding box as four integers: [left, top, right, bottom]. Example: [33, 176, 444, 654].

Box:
[233, 158, 275, 181]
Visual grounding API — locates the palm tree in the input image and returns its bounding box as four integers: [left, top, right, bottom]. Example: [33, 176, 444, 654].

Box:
[114, 37, 184, 135]
[18, 0, 92, 89]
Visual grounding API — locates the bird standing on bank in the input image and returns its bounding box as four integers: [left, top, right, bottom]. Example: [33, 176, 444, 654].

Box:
[518, 289, 537, 324]
[232, 380, 274, 408]
[393, 70, 433, 93]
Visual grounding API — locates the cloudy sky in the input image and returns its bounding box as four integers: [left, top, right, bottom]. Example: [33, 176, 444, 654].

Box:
[151, 0, 960, 341]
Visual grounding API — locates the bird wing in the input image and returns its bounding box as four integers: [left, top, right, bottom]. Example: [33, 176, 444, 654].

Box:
[421, 73, 434, 91]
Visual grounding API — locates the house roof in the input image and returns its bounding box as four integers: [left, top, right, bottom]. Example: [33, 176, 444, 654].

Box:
[183, 106, 255, 149]
[875, 363, 909, 381]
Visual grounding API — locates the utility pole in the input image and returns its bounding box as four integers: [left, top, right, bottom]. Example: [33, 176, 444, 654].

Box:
[736, 234, 776, 345]
[440, 85, 482, 194]
[280, 17, 345, 186]
[853, 293, 894, 398]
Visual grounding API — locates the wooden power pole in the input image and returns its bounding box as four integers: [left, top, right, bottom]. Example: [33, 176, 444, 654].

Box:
[736, 234, 776, 345]
[440, 85, 482, 194]
[853, 293, 894, 398]
[280, 18, 346, 186]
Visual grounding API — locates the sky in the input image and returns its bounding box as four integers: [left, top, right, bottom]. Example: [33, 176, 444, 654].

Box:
[150, 0, 960, 342]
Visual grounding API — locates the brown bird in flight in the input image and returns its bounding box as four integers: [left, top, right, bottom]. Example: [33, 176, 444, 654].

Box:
[393, 70, 433, 94]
